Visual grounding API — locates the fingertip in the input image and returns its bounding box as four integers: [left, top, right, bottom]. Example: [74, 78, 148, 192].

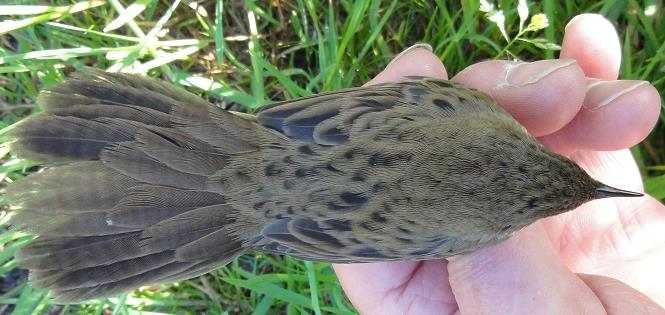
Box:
[452, 60, 506, 93]
[561, 14, 621, 79]
[366, 44, 448, 86]
[542, 81, 661, 152]
[453, 60, 587, 137]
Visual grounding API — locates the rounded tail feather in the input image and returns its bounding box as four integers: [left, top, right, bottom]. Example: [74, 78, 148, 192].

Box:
[6, 69, 272, 302]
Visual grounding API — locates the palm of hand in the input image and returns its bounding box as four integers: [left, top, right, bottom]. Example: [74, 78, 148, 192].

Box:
[334, 14, 664, 314]
[546, 149, 665, 300]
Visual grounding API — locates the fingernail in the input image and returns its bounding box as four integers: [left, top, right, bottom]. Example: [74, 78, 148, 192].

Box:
[502, 59, 577, 87]
[387, 43, 433, 67]
[584, 80, 650, 110]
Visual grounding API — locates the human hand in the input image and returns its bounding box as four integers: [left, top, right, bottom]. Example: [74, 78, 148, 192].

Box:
[334, 14, 664, 314]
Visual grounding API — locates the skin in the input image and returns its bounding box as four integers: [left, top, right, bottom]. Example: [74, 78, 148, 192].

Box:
[333, 14, 665, 314]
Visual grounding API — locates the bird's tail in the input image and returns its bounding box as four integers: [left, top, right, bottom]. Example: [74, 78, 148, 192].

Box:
[4, 69, 273, 302]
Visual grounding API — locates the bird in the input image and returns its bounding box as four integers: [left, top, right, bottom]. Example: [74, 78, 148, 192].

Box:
[3, 68, 642, 302]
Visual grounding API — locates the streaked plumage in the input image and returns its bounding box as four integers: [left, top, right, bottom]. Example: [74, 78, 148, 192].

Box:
[4, 69, 641, 302]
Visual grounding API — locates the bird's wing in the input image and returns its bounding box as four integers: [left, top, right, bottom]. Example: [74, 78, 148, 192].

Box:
[259, 216, 420, 262]
[256, 77, 504, 145]
[258, 215, 476, 262]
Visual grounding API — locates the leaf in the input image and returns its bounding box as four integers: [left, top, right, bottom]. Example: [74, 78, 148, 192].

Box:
[517, 38, 561, 50]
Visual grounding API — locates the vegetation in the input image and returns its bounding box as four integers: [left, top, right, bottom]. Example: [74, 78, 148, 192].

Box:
[0, 1, 662, 314]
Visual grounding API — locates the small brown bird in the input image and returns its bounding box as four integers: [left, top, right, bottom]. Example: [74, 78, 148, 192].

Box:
[5, 69, 641, 302]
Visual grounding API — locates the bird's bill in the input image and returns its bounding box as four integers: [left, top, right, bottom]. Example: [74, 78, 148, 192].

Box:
[595, 184, 644, 198]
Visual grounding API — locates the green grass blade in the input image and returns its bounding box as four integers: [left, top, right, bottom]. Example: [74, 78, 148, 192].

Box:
[0, 1, 106, 35]
[214, 0, 225, 65]
[251, 296, 274, 315]
[305, 261, 322, 315]
[245, 0, 266, 109]
[104, 0, 154, 32]
[222, 277, 311, 308]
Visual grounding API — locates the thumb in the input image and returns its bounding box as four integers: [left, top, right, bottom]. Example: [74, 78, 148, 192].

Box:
[446, 224, 604, 314]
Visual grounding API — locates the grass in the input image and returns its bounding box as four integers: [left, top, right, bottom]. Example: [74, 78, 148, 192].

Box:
[0, 0, 663, 314]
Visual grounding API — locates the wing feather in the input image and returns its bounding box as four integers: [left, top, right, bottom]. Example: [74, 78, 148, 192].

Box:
[256, 77, 503, 145]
